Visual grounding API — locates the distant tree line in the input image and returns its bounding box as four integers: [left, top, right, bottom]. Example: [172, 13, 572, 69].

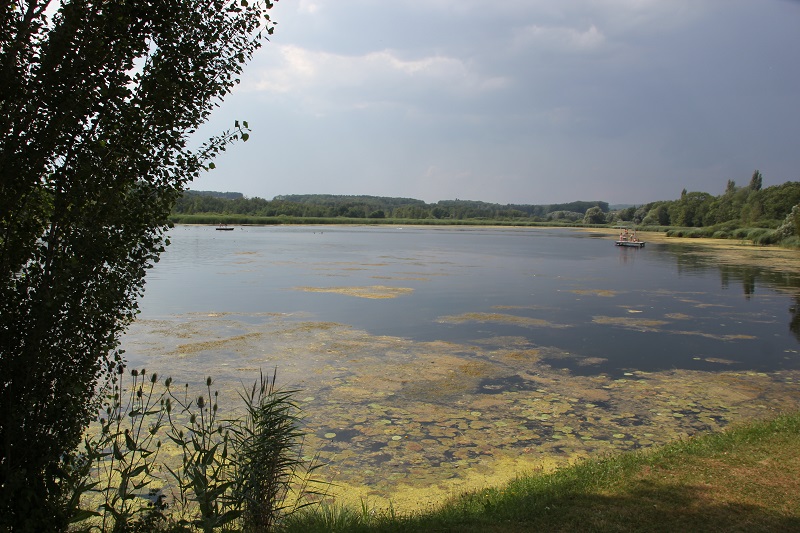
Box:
[606, 172, 800, 229]
[173, 192, 608, 221]
[192, 190, 245, 200]
[173, 171, 800, 242]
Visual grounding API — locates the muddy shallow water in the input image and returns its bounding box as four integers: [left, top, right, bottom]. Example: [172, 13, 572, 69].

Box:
[121, 225, 800, 510]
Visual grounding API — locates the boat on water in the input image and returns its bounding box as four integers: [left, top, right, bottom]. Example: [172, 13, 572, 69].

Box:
[615, 239, 645, 248]
[215, 225, 235, 231]
[614, 227, 645, 247]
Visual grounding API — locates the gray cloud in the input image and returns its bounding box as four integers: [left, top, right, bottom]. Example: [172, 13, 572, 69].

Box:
[192, 0, 800, 204]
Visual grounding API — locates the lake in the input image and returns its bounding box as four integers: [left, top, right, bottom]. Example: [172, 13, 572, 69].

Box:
[121, 225, 800, 509]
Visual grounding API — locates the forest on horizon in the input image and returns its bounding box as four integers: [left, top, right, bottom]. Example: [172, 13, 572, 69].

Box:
[174, 171, 800, 232]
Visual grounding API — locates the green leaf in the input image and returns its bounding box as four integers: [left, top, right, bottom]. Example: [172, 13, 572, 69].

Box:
[113, 441, 124, 460]
[129, 464, 148, 478]
[68, 509, 101, 523]
[241, 133, 249, 142]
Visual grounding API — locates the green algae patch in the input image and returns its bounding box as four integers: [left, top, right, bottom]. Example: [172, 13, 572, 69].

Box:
[438, 312, 572, 329]
[121, 313, 800, 514]
[592, 316, 757, 341]
[672, 330, 757, 341]
[293, 285, 414, 299]
[568, 289, 619, 297]
[171, 332, 266, 355]
[665, 312, 692, 320]
[370, 275, 431, 281]
[592, 316, 670, 329]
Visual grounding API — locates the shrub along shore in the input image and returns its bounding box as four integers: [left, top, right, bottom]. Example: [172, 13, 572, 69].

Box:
[283, 411, 800, 532]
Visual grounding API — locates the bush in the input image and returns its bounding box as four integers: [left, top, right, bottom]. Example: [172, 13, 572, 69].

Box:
[69, 369, 323, 532]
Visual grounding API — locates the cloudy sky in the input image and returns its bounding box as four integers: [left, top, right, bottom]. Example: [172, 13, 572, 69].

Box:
[190, 0, 800, 205]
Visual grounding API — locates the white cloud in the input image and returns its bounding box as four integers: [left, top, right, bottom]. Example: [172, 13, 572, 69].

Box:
[242, 45, 509, 113]
[514, 23, 606, 51]
[298, 1, 320, 15]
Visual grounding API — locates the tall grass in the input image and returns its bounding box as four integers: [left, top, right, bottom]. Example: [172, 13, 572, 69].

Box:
[230, 370, 325, 533]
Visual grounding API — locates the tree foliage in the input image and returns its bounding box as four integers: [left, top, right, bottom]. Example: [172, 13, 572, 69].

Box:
[173, 192, 609, 221]
[583, 206, 606, 224]
[0, 0, 275, 529]
[627, 172, 799, 232]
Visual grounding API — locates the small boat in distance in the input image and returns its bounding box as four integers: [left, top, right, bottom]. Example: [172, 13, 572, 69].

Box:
[215, 224, 235, 231]
[614, 227, 645, 248]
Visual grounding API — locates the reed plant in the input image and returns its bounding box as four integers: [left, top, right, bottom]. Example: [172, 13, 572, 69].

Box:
[229, 370, 325, 532]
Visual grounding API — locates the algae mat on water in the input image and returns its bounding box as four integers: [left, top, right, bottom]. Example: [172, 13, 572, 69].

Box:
[122, 311, 800, 513]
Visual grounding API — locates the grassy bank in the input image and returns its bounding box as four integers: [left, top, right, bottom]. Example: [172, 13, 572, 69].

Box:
[283, 412, 800, 532]
[169, 214, 800, 247]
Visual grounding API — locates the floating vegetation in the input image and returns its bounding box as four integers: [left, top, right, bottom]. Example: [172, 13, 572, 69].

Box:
[172, 332, 266, 355]
[683, 332, 757, 341]
[119, 311, 800, 513]
[665, 313, 692, 320]
[568, 289, 619, 297]
[592, 316, 670, 329]
[702, 357, 738, 365]
[438, 312, 571, 329]
[371, 275, 431, 281]
[576, 357, 608, 366]
[592, 316, 757, 341]
[492, 305, 553, 310]
[293, 285, 414, 299]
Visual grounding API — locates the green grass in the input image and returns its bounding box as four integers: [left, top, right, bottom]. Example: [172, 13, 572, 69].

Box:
[281, 412, 800, 532]
[169, 214, 800, 248]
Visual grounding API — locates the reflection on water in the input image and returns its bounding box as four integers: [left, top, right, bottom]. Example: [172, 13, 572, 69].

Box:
[121, 225, 800, 510]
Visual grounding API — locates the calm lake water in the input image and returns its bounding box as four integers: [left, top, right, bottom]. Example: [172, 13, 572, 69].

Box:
[131, 225, 800, 375]
[121, 225, 800, 509]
